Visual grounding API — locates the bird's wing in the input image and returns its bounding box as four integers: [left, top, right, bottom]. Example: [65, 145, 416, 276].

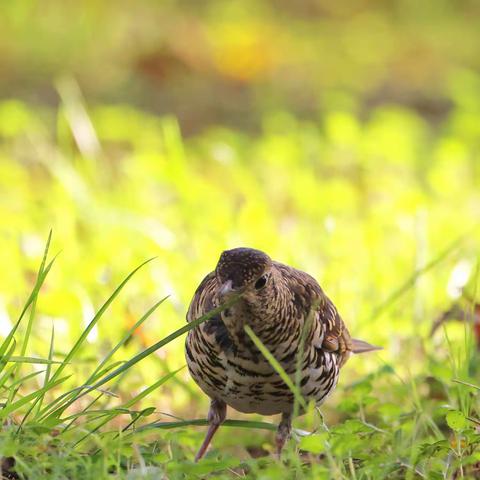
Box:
[278, 263, 353, 366]
[186, 271, 217, 323]
[317, 295, 353, 367]
[316, 294, 380, 364]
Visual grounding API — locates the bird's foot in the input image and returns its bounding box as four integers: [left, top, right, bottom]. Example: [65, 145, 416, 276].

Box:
[194, 399, 227, 462]
[275, 412, 292, 459]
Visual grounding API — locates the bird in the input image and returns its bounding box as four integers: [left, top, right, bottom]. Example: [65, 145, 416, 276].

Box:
[185, 247, 379, 461]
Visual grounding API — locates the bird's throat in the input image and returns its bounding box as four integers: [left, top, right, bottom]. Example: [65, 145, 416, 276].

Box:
[220, 302, 250, 348]
[220, 300, 280, 355]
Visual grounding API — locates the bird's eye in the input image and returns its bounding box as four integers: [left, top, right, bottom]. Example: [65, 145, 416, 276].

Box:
[254, 275, 268, 290]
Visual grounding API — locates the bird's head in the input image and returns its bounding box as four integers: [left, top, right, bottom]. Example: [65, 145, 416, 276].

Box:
[215, 247, 274, 303]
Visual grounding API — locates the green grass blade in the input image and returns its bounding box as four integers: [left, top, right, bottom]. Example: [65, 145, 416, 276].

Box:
[39, 323, 55, 412]
[19, 230, 52, 358]
[79, 295, 240, 400]
[368, 233, 467, 321]
[73, 367, 184, 446]
[244, 324, 307, 410]
[0, 255, 57, 360]
[41, 298, 167, 421]
[0, 376, 70, 419]
[0, 338, 17, 375]
[0, 365, 17, 391]
[37, 387, 101, 422]
[48, 257, 156, 385]
[86, 296, 169, 388]
[137, 419, 277, 432]
[293, 303, 317, 419]
[62, 408, 136, 422]
[60, 393, 106, 433]
[19, 324, 57, 431]
[38, 296, 237, 423]
[6, 356, 63, 365]
[108, 407, 155, 445]
[5, 370, 45, 391]
[452, 379, 480, 391]
[36, 362, 125, 421]
[0, 340, 18, 405]
[124, 366, 185, 409]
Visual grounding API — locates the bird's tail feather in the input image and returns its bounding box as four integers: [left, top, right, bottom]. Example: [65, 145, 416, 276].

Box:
[351, 338, 382, 354]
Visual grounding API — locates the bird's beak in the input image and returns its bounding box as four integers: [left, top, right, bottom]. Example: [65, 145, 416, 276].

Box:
[219, 279, 234, 298]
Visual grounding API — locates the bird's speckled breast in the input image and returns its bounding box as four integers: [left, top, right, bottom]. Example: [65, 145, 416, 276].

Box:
[185, 317, 340, 415]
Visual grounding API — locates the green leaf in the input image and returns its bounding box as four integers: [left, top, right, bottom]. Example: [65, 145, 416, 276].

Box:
[299, 433, 328, 454]
[446, 410, 468, 431]
[332, 419, 373, 435]
[337, 397, 360, 414]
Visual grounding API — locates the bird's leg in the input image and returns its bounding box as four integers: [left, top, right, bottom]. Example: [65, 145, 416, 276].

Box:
[275, 412, 292, 458]
[195, 399, 227, 462]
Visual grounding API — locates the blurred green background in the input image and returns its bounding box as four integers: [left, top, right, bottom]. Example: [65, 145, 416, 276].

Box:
[1, 0, 479, 421]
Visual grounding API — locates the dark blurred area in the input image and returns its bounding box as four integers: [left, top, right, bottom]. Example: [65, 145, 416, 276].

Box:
[2, 0, 480, 134]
